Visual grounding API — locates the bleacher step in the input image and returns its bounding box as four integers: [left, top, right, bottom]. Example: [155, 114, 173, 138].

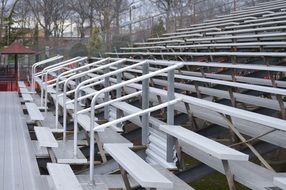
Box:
[52, 140, 87, 164]
[98, 128, 133, 147]
[47, 163, 83, 190]
[104, 143, 173, 189]
[25, 102, 44, 121]
[34, 127, 58, 148]
[22, 93, 33, 102]
[159, 125, 249, 161]
[274, 177, 286, 190]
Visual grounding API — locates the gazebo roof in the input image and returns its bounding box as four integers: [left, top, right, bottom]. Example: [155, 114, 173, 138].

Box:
[1, 42, 35, 54]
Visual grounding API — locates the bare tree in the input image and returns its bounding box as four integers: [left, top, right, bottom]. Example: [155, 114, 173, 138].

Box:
[172, 0, 192, 28]
[69, 0, 90, 38]
[15, 0, 33, 29]
[52, 0, 71, 37]
[114, 0, 129, 34]
[150, 0, 176, 31]
[25, 0, 59, 46]
[94, 0, 128, 50]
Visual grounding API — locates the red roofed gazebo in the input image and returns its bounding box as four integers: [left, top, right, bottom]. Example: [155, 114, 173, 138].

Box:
[1, 42, 35, 81]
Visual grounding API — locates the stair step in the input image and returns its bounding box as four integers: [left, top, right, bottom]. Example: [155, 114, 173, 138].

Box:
[98, 128, 133, 147]
[34, 127, 58, 148]
[52, 140, 87, 164]
[47, 163, 83, 190]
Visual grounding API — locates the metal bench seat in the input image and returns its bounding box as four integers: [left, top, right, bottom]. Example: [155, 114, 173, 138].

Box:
[207, 25, 286, 35]
[34, 127, 58, 148]
[18, 81, 26, 88]
[20, 87, 33, 94]
[47, 163, 83, 190]
[104, 144, 173, 189]
[50, 94, 74, 110]
[274, 177, 286, 189]
[121, 83, 286, 148]
[22, 93, 33, 102]
[106, 50, 286, 58]
[25, 102, 44, 121]
[122, 41, 286, 51]
[180, 140, 285, 189]
[159, 125, 248, 161]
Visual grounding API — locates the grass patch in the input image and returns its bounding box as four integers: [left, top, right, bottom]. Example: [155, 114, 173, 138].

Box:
[190, 172, 250, 190]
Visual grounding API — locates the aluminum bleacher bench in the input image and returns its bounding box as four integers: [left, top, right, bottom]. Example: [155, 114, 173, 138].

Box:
[106, 51, 286, 58]
[104, 143, 174, 189]
[118, 82, 286, 149]
[175, 22, 239, 32]
[18, 81, 26, 88]
[47, 163, 83, 190]
[207, 25, 286, 36]
[111, 100, 285, 190]
[25, 102, 44, 121]
[158, 125, 248, 190]
[22, 93, 33, 102]
[147, 33, 203, 42]
[51, 94, 74, 110]
[159, 125, 248, 161]
[20, 87, 33, 94]
[226, 19, 286, 30]
[274, 177, 286, 189]
[34, 127, 58, 148]
[77, 114, 132, 146]
[123, 41, 286, 51]
[160, 27, 222, 37]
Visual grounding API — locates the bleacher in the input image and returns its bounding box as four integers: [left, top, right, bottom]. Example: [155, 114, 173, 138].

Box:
[18, 1, 286, 189]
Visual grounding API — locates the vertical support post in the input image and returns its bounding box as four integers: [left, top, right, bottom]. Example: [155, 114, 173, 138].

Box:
[73, 86, 79, 156]
[166, 69, 176, 162]
[142, 62, 150, 145]
[119, 165, 132, 190]
[116, 62, 122, 129]
[40, 73, 45, 107]
[222, 160, 236, 190]
[44, 72, 49, 113]
[104, 67, 110, 120]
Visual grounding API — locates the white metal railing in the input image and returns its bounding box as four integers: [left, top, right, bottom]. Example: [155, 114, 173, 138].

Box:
[72, 60, 183, 184]
[31, 55, 63, 91]
[53, 58, 113, 135]
[40, 57, 87, 109]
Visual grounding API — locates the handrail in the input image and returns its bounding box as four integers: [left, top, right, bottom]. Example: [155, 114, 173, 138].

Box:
[31, 55, 63, 91]
[52, 58, 109, 129]
[41, 57, 87, 109]
[59, 59, 126, 139]
[82, 62, 183, 184]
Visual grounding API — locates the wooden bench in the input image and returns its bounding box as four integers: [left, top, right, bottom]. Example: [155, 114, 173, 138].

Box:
[104, 143, 173, 189]
[47, 163, 83, 190]
[34, 127, 58, 148]
[25, 102, 44, 121]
